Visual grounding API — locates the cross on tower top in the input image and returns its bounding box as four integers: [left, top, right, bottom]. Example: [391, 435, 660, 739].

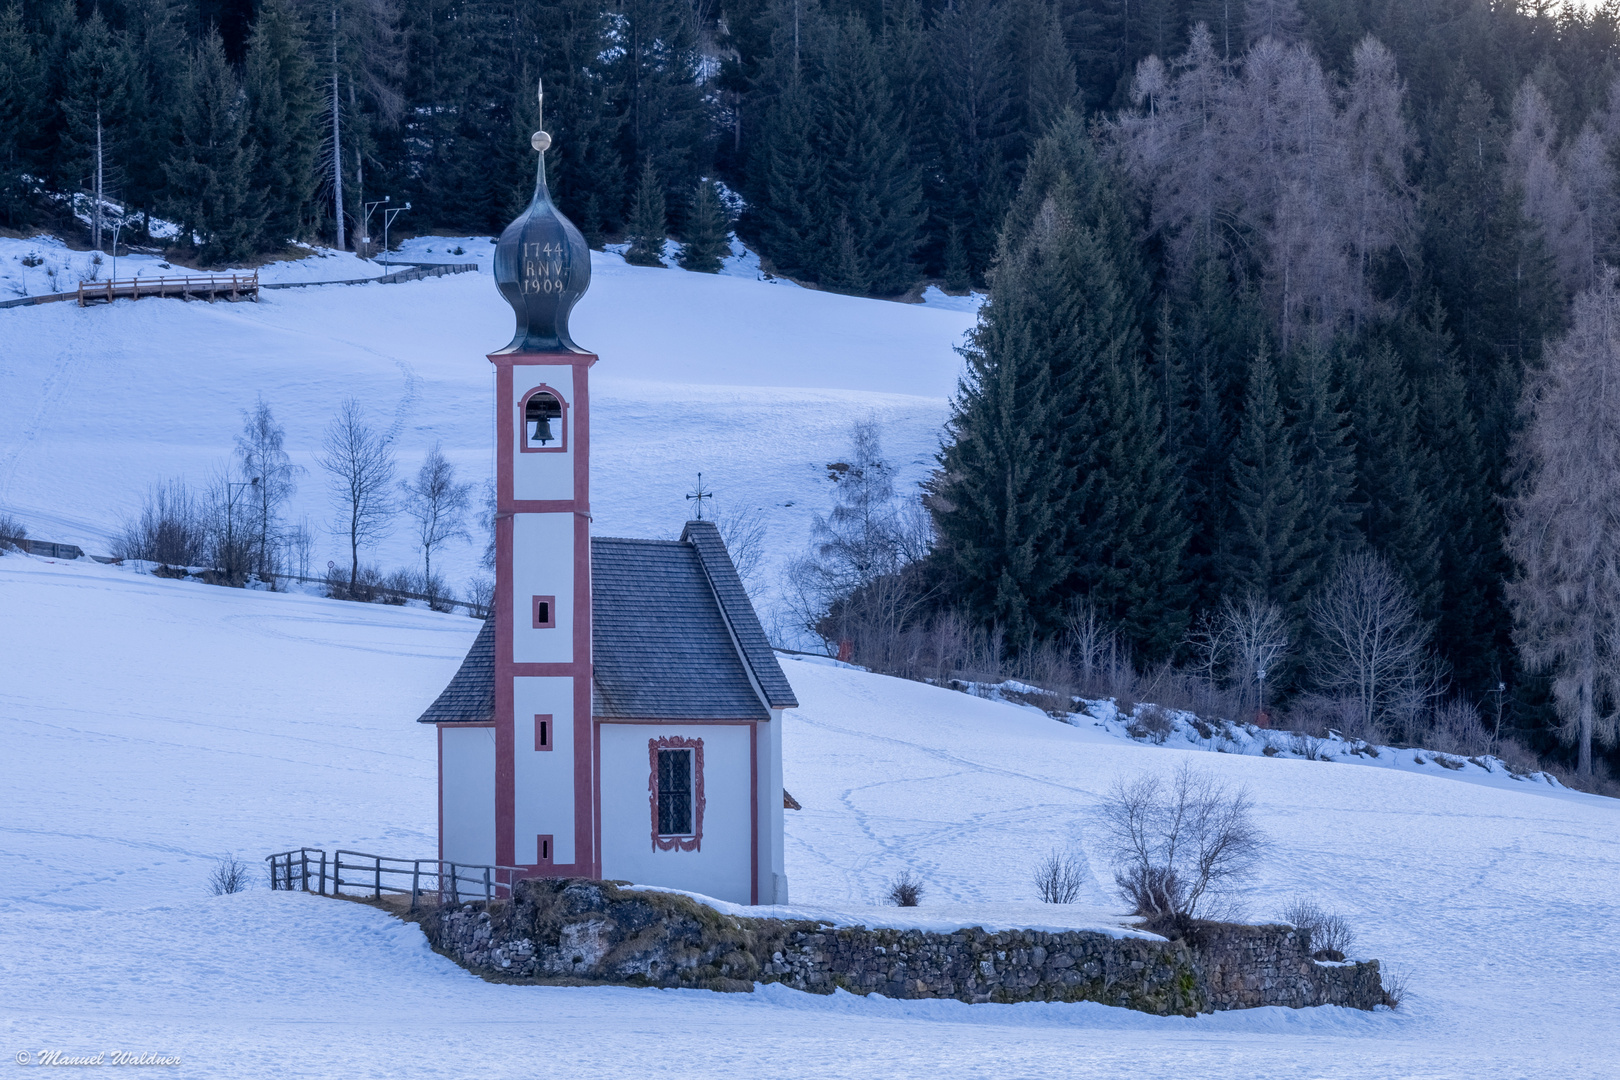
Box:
[686, 473, 714, 520]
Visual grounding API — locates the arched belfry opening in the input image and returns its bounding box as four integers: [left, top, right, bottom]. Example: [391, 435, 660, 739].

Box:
[524, 389, 564, 449]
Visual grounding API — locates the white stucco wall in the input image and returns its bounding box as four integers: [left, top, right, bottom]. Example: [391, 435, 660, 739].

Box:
[511, 365, 575, 503]
[510, 512, 574, 665]
[440, 725, 496, 867]
[513, 676, 577, 866]
[599, 723, 754, 905]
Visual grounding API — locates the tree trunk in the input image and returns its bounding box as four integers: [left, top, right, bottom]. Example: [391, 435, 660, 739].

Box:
[331, 41, 345, 251]
[93, 108, 103, 252]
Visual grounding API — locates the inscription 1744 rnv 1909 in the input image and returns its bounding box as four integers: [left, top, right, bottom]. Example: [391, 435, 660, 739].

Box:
[522, 242, 567, 295]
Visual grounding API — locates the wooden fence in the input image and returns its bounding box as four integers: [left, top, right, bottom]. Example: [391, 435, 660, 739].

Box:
[265, 847, 525, 911]
[77, 272, 258, 306]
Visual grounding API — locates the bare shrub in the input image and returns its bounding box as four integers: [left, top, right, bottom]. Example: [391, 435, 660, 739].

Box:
[209, 853, 252, 895]
[1033, 849, 1086, 903]
[113, 480, 210, 566]
[378, 568, 415, 604]
[715, 503, 769, 595]
[1429, 699, 1496, 758]
[465, 573, 495, 618]
[1490, 738, 1542, 776]
[0, 509, 26, 552]
[1288, 692, 1381, 745]
[1381, 962, 1411, 1008]
[1280, 896, 1356, 958]
[1099, 762, 1266, 924]
[886, 869, 923, 907]
[1126, 704, 1175, 744]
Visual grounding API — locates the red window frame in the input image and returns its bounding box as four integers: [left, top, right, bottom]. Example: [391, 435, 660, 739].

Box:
[648, 736, 705, 852]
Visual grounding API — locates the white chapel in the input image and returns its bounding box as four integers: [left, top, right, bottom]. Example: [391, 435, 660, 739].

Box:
[415, 88, 796, 906]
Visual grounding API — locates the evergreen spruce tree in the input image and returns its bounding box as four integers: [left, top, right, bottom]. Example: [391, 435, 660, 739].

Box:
[245, 0, 320, 249]
[0, 3, 41, 227]
[614, 0, 706, 230]
[678, 179, 732, 272]
[166, 32, 264, 264]
[118, 0, 187, 240]
[61, 9, 133, 247]
[748, 67, 822, 280]
[1285, 341, 1360, 591]
[943, 223, 970, 293]
[625, 160, 667, 266]
[813, 16, 922, 295]
[929, 233, 1067, 642]
[1411, 294, 1502, 694]
[1222, 341, 1311, 623]
[1348, 340, 1441, 619]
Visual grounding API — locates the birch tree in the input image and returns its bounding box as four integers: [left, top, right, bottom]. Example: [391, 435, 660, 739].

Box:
[319, 398, 395, 594]
[234, 398, 301, 580]
[400, 443, 471, 603]
[1506, 269, 1620, 775]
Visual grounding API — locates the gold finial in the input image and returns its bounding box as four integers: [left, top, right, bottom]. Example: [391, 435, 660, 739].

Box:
[530, 78, 551, 152]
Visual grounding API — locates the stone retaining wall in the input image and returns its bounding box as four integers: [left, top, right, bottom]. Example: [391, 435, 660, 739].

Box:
[419, 879, 1389, 1014]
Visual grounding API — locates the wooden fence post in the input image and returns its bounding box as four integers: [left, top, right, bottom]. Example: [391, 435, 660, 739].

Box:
[300, 849, 309, 891]
[483, 867, 491, 904]
[319, 851, 327, 895]
[449, 863, 459, 905]
[410, 862, 421, 912]
[374, 856, 381, 900]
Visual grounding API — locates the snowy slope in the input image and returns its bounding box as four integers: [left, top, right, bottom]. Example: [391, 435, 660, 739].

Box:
[3, 553, 1617, 1078]
[0, 236, 976, 629]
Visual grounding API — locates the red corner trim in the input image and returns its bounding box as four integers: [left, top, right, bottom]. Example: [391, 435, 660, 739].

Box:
[649, 736, 704, 852]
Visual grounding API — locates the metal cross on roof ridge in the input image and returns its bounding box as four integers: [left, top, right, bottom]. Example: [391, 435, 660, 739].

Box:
[686, 473, 713, 520]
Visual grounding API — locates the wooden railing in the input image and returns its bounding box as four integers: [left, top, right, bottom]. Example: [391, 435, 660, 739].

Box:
[265, 847, 526, 911]
[77, 272, 258, 306]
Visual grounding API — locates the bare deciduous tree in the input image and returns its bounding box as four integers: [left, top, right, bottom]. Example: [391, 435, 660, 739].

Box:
[1099, 762, 1266, 926]
[319, 398, 396, 595]
[1506, 269, 1620, 775]
[400, 443, 471, 605]
[715, 503, 768, 595]
[235, 398, 301, 579]
[1218, 595, 1289, 721]
[1309, 553, 1435, 741]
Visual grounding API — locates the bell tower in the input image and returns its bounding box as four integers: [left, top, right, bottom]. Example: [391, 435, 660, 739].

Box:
[489, 81, 598, 877]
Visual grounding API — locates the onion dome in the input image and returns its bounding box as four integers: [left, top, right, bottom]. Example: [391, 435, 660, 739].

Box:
[492, 80, 591, 354]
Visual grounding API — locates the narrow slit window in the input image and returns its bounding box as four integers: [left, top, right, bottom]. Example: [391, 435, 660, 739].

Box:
[534, 714, 552, 751]
[657, 749, 693, 835]
[532, 595, 556, 629]
[525, 391, 563, 448]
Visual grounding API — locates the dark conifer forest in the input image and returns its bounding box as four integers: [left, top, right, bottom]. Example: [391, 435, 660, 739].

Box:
[6, 0, 1620, 779]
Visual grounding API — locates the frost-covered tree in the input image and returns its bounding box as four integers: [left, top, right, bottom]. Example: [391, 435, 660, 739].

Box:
[1507, 270, 1620, 775]
[234, 398, 301, 579]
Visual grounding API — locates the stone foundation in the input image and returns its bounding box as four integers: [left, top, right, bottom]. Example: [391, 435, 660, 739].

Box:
[418, 878, 1389, 1014]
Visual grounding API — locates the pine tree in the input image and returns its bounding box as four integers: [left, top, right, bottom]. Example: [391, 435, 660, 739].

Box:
[0, 3, 40, 227]
[245, 0, 320, 248]
[166, 32, 264, 264]
[1222, 341, 1311, 623]
[1285, 341, 1360, 591]
[813, 16, 922, 295]
[678, 179, 731, 272]
[1410, 294, 1502, 695]
[118, 0, 187, 239]
[61, 9, 133, 249]
[1348, 340, 1441, 619]
[929, 233, 1068, 643]
[748, 65, 823, 280]
[625, 160, 667, 266]
[614, 0, 706, 230]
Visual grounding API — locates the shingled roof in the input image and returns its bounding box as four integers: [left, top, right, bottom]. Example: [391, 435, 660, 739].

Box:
[416, 524, 796, 724]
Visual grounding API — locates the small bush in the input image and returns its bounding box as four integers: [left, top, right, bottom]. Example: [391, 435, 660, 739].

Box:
[1280, 896, 1355, 958]
[886, 869, 923, 907]
[112, 480, 208, 566]
[1033, 849, 1086, 903]
[1429, 699, 1495, 758]
[1381, 963, 1410, 1009]
[0, 509, 26, 552]
[1100, 763, 1266, 921]
[209, 853, 252, 895]
[1126, 704, 1174, 744]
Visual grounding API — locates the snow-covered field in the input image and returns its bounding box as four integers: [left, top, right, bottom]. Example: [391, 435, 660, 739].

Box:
[3, 551, 1617, 1078]
[0, 234, 976, 630]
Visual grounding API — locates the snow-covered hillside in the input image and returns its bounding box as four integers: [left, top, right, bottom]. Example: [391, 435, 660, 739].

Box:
[0, 236, 976, 628]
[3, 553, 1617, 1078]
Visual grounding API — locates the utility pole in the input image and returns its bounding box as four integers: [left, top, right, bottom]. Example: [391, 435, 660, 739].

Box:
[382, 202, 410, 267]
